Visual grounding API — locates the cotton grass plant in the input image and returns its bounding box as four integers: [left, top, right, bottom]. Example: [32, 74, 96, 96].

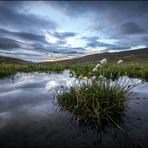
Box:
[57, 58, 142, 131]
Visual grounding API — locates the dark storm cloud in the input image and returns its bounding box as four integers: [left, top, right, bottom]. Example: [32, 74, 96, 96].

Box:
[31, 43, 47, 50]
[84, 36, 114, 49]
[85, 36, 132, 51]
[0, 28, 47, 43]
[50, 1, 148, 18]
[49, 1, 107, 17]
[87, 41, 130, 51]
[48, 31, 77, 40]
[0, 2, 58, 32]
[44, 46, 85, 54]
[87, 40, 113, 48]
[142, 36, 148, 43]
[51, 1, 148, 43]
[30, 41, 85, 55]
[0, 1, 148, 62]
[57, 47, 85, 54]
[14, 32, 46, 43]
[0, 37, 20, 49]
[53, 32, 76, 39]
[120, 22, 146, 35]
[47, 49, 84, 54]
[90, 2, 148, 35]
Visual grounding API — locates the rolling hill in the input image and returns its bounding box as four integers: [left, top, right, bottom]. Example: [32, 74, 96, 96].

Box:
[0, 56, 30, 64]
[44, 48, 148, 67]
[0, 48, 148, 67]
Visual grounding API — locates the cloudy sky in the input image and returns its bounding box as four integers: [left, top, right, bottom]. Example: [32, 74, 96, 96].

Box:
[0, 1, 148, 62]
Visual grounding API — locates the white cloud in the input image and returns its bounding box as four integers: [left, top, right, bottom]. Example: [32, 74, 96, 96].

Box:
[66, 36, 86, 48]
[85, 47, 105, 54]
[130, 45, 146, 50]
[45, 33, 59, 44]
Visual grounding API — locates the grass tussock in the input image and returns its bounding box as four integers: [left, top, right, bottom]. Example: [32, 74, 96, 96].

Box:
[58, 59, 142, 130]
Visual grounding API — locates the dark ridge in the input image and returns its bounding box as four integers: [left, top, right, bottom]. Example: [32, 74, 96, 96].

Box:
[0, 56, 32, 64]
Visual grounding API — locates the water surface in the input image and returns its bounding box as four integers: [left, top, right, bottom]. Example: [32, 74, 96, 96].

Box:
[0, 71, 148, 148]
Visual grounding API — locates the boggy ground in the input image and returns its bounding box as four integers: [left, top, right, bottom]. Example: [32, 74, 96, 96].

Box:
[0, 63, 148, 81]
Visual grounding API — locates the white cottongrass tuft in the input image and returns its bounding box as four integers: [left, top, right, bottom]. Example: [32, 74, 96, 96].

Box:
[100, 58, 107, 64]
[95, 63, 101, 68]
[93, 63, 101, 72]
[99, 75, 106, 81]
[103, 77, 106, 81]
[117, 60, 123, 64]
[99, 75, 104, 79]
[93, 68, 97, 72]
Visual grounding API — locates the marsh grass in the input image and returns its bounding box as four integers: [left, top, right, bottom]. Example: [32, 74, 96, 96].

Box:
[0, 62, 147, 81]
[0, 63, 66, 79]
[70, 64, 148, 81]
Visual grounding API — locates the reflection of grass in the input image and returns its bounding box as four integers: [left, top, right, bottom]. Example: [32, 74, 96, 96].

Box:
[0, 63, 66, 79]
[58, 59, 142, 131]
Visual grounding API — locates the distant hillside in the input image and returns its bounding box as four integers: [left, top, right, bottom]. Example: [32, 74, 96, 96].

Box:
[44, 48, 148, 67]
[0, 56, 29, 64]
[0, 48, 148, 67]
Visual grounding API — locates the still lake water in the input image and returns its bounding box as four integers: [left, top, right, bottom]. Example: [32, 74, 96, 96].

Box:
[0, 71, 148, 148]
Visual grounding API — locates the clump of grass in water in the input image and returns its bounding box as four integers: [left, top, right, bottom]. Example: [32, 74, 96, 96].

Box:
[57, 59, 142, 131]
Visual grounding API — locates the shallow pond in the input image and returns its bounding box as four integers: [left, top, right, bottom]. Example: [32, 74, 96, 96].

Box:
[0, 71, 148, 148]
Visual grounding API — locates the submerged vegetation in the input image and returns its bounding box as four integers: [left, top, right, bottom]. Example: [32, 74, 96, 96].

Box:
[57, 59, 143, 130]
